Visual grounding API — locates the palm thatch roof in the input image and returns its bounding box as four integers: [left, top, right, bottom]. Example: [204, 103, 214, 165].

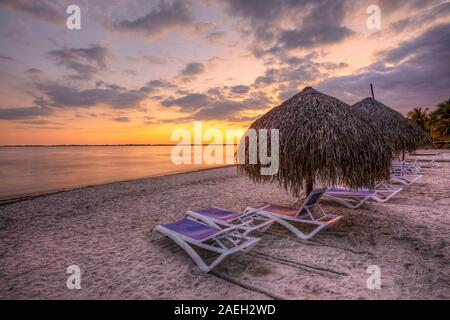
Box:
[238, 87, 392, 197]
[352, 97, 431, 154]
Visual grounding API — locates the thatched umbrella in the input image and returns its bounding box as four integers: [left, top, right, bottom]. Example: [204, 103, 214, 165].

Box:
[352, 97, 431, 158]
[238, 87, 392, 197]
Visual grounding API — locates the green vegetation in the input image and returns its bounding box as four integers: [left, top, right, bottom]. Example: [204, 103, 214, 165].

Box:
[407, 98, 450, 141]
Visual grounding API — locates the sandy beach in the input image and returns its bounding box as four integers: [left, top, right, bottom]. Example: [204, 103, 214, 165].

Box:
[0, 160, 449, 300]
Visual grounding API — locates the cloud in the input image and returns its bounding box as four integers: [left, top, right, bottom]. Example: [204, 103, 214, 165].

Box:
[0, 54, 15, 61]
[206, 87, 224, 97]
[188, 21, 227, 43]
[249, 50, 349, 97]
[112, 0, 193, 39]
[191, 21, 216, 33]
[277, 89, 299, 101]
[3, 76, 177, 121]
[0, 0, 65, 24]
[48, 45, 109, 67]
[38, 83, 148, 109]
[19, 119, 62, 126]
[320, 62, 348, 70]
[219, 0, 354, 57]
[162, 93, 211, 111]
[32, 96, 50, 108]
[220, 0, 287, 25]
[143, 115, 164, 125]
[205, 30, 226, 43]
[272, 26, 352, 52]
[266, 1, 353, 53]
[142, 55, 166, 65]
[318, 23, 450, 110]
[13, 77, 176, 118]
[252, 62, 320, 88]
[218, 0, 442, 58]
[112, 117, 130, 123]
[159, 89, 272, 122]
[24, 68, 46, 81]
[192, 93, 271, 121]
[375, 0, 442, 13]
[139, 79, 177, 94]
[47, 44, 110, 80]
[0, 106, 51, 120]
[253, 68, 280, 86]
[64, 62, 99, 80]
[25, 68, 44, 75]
[122, 69, 137, 76]
[229, 85, 250, 94]
[179, 62, 205, 81]
[390, 2, 450, 32]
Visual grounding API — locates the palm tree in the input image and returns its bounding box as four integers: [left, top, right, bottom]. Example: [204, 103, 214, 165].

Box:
[406, 107, 429, 131]
[427, 99, 450, 141]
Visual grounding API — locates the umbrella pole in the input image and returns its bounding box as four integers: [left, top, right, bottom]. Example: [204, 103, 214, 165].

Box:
[306, 177, 314, 196]
[402, 149, 405, 161]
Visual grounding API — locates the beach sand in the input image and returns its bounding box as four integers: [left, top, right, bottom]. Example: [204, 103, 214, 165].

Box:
[0, 162, 449, 299]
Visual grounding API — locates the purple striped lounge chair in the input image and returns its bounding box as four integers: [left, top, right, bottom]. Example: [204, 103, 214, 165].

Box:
[323, 185, 402, 209]
[151, 217, 260, 272]
[244, 188, 343, 240]
[186, 206, 274, 236]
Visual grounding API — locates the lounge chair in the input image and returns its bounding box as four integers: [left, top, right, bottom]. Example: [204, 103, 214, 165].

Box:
[390, 160, 423, 186]
[245, 188, 343, 240]
[323, 185, 403, 209]
[151, 217, 260, 272]
[375, 180, 403, 191]
[407, 152, 441, 168]
[186, 206, 274, 236]
[390, 173, 422, 186]
[391, 161, 421, 174]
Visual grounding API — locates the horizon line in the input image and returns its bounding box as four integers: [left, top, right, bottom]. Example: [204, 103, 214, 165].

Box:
[0, 144, 240, 147]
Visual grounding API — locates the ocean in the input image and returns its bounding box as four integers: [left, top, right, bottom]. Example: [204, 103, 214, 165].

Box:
[0, 146, 236, 199]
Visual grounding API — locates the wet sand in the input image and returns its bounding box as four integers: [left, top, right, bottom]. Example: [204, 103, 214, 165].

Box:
[0, 161, 449, 299]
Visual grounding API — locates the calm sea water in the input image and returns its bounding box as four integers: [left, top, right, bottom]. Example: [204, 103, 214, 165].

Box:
[0, 146, 236, 199]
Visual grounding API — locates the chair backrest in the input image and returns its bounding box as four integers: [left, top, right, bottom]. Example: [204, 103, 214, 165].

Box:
[296, 188, 326, 217]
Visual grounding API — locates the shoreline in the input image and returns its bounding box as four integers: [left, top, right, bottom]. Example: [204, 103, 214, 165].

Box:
[0, 164, 236, 206]
[1, 147, 448, 204]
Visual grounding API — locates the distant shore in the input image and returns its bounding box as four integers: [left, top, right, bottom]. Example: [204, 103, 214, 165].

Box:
[0, 144, 239, 147]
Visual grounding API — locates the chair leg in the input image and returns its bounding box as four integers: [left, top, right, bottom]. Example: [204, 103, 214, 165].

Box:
[371, 188, 401, 203]
[204, 253, 231, 272]
[390, 177, 412, 186]
[241, 239, 260, 253]
[270, 216, 326, 240]
[153, 227, 226, 272]
[152, 227, 262, 272]
[323, 195, 370, 209]
[259, 221, 274, 233]
[150, 229, 159, 241]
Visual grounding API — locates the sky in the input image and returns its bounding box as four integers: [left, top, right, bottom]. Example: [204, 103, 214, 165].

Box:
[0, 0, 449, 145]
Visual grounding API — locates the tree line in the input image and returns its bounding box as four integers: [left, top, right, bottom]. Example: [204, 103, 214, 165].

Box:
[406, 98, 450, 141]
